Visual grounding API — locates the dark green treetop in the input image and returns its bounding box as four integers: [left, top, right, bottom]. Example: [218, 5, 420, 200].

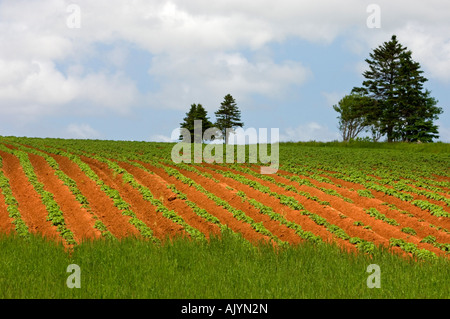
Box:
[214, 94, 244, 144]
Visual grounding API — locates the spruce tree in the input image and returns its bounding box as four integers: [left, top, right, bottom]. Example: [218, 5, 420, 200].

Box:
[353, 35, 443, 142]
[179, 103, 214, 142]
[214, 94, 244, 144]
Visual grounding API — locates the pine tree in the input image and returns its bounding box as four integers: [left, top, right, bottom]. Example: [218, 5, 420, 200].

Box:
[353, 35, 443, 142]
[395, 54, 442, 142]
[214, 94, 244, 144]
[360, 35, 406, 142]
[179, 103, 214, 142]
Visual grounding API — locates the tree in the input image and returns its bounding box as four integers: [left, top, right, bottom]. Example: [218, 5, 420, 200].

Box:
[179, 103, 214, 142]
[353, 35, 443, 142]
[333, 93, 374, 141]
[395, 54, 442, 142]
[214, 94, 244, 144]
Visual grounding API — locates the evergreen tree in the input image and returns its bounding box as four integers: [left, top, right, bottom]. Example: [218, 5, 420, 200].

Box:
[194, 104, 215, 141]
[359, 35, 406, 142]
[395, 54, 442, 142]
[353, 35, 443, 142]
[214, 94, 244, 144]
[179, 103, 214, 142]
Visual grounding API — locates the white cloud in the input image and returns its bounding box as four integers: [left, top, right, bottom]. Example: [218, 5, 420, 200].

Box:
[66, 123, 101, 139]
[150, 127, 182, 142]
[147, 52, 310, 111]
[280, 122, 340, 142]
[150, 134, 175, 142]
[349, 1, 450, 82]
[0, 59, 139, 117]
[0, 0, 449, 137]
[321, 91, 346, 108]
[395, 25, 450, 82]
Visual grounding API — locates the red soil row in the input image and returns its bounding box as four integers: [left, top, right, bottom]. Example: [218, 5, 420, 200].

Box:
[0, 147, 449, 259]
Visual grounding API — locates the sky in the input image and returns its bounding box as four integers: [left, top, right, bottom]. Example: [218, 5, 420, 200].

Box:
[0, 0, 449, 143]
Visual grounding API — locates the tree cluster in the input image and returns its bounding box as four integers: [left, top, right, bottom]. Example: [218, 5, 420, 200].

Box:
[334, 35, 443, 142]
[179, 94, 244, 144]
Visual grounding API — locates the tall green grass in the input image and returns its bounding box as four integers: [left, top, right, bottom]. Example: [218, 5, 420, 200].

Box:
[0, 232, 448, 299]
[286, 140, 450, 153]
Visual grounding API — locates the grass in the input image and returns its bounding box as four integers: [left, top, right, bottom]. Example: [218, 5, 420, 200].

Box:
[0, 232, 449, 299]
[285, 140, 450, 154]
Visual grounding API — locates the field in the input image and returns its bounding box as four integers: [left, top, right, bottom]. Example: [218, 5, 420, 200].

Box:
[0, 136, 449, 298]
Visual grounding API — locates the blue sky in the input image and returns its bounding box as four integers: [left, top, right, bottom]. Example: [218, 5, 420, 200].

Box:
[0, 0, 449, 142]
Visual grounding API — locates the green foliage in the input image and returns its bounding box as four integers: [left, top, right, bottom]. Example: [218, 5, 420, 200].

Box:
[389, 238, 437, 262]
[0, 144, 76, 245]
[214, 94, 244, 144]
[411, 200, 450, 217]
[352, 34, 443, 142]
[365, 207, 399, 226]
[332, 93, 374, 141]
[1, 136, 449, 264]
[401, 227, 417, 236]
[179, 103, 215, 142]
[357, 189, 375, 198]
[0, 155, 29, 238]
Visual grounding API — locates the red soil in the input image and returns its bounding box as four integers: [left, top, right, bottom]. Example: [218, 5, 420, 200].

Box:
[49, 152, 140, 239]
[312, 170, 450, 231]
[163, 162, 356, 251]
[0, 143, 447, 259]
[0, 150, 60, 241]
[135, 161, 273, 245]
[78, 155, 189, 240]
[116, 161, 220, 239]
[27, 153, 102, 243]
[0, 187, 14, 235]
[210, 164, 446, 257]
[168, 164, 303, 246]
[198, 164, 376, 251]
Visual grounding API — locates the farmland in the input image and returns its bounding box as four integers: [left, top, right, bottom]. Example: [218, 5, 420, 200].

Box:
[0, 136, 449, 298]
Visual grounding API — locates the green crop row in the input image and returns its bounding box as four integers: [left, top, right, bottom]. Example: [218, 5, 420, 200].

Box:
[411, 200, 450, 218]
[9, 143, 113, 239]
[235, 190, 323, 244]
[0, 154, 29, 238]
[73, 148, 275, 244]
[147, 160, 286, 246]
[207, 166, 378, 249]
[223, 164, 352, 204]
[220, 164, 332, 206]
[166, 183, 231, 233]
[310, 168, 450, 218]
[34, 146, 159, 243]
[28, 144, 200, 243]
[364, 207, 400, 226]
[348, 237, 377, 254]
[94, 155, 206, 242]
[357, 189, 375, 198]
[380, 201, 450, 237]
[384, 179, 450, 206]
[0, 145, 76, 245]
[420, 235, 450, 253]
[389, 238, 437, 262]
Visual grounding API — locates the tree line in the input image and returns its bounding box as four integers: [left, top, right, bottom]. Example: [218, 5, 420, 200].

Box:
[334, 35, 443, 143]
[179, 35, 444, 145]
[179, 94, 244, 144]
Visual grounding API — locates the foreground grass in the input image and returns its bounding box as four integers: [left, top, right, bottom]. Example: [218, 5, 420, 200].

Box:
[0, 232, 449, 299]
